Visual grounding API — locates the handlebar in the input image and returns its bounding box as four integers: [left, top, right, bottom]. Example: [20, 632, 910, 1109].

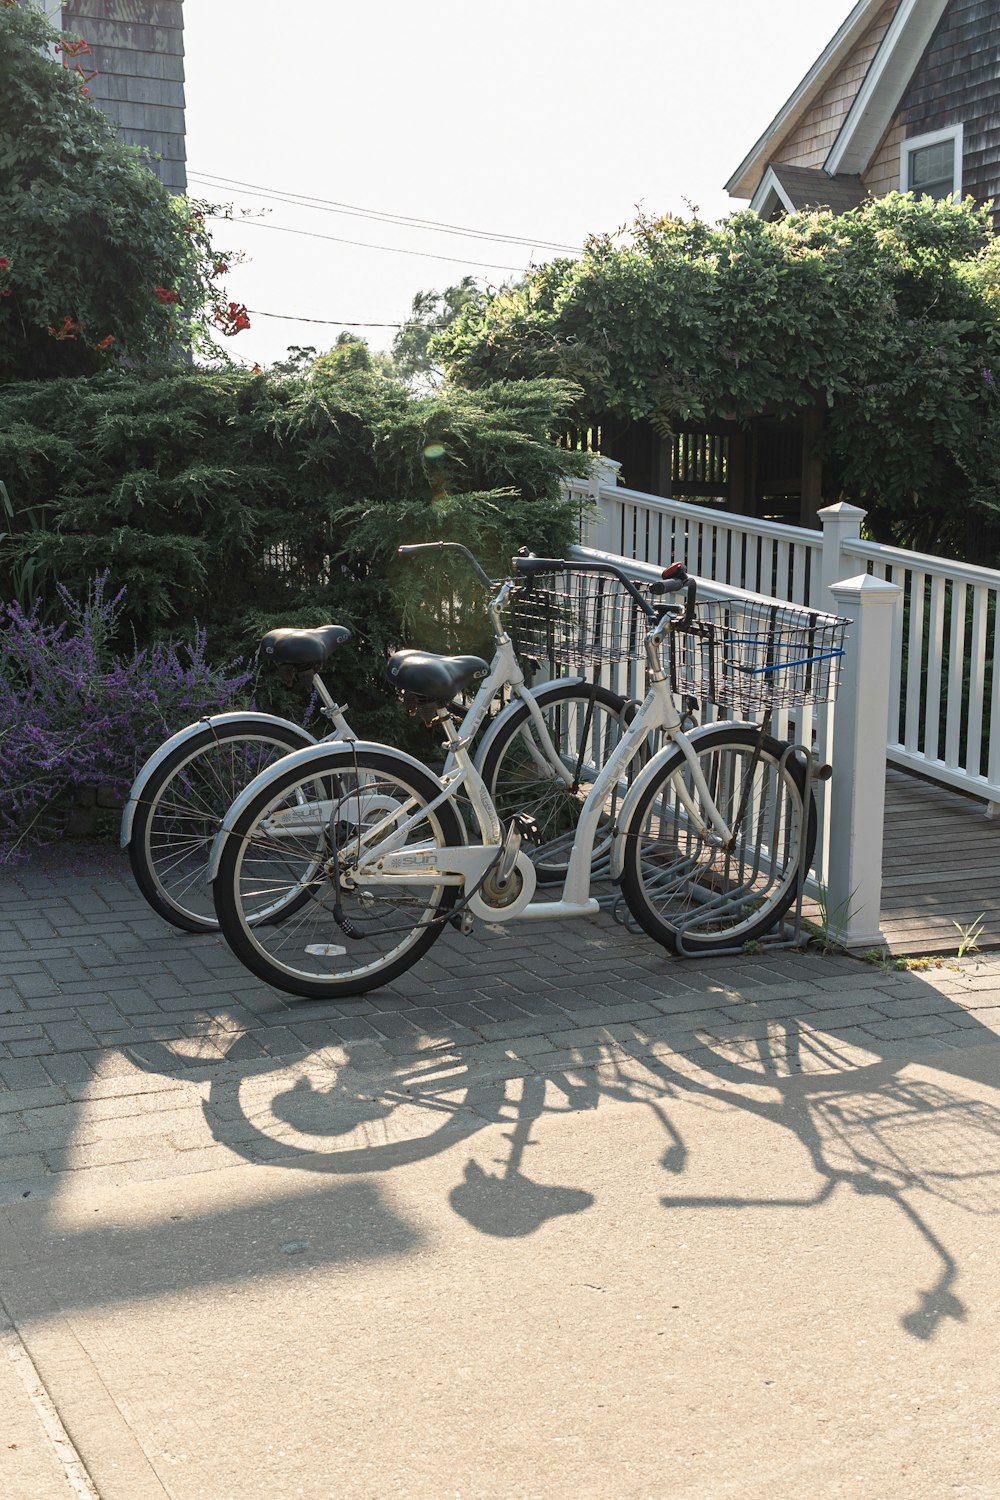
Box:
[661, 562, 698, 629]
[397, 541, 492, 588]
[398, 541, 698, 630]
[512, 552, 698, 628]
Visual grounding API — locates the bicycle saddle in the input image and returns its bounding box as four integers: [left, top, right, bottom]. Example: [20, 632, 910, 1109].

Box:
[259, 624, 352, 670]
[387, 649, 490, 702]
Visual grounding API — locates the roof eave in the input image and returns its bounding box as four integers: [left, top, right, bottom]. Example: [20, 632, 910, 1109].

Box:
[824, 0, 950, 175]
[749, 166, 798, 216]
[725, 0, 885, 200]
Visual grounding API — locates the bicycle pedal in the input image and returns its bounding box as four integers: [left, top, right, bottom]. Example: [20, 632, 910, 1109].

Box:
[450, 910, 476, 936]
[510, 812, 543, 847]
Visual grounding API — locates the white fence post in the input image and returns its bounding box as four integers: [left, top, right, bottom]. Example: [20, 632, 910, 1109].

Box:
[586, 456, 620, 554]
[826, 573, 902, 950]
[817, 501, 866, 614]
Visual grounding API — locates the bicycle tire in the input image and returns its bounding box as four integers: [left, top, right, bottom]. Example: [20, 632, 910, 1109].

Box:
[478, 682, 630, 881]
[212, 745, 465, 999]
[127, 717, 316, 933]
[619, 726, 817, 954]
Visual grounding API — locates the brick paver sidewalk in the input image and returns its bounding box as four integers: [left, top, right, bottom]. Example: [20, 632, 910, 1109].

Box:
[1, 840, 999, 1203]
[5, 840, 1000, 1500]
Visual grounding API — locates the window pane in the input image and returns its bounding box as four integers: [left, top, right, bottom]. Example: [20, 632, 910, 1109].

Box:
[908, 139, 956, 197]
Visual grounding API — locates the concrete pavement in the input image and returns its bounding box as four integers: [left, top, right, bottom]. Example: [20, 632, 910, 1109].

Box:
[3, 842, 1000, 1498]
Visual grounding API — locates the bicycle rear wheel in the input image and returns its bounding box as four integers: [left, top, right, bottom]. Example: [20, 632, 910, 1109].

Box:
[212, 745, 465, 999]
[620, 726, 816, 954]
[479, 682, 630, 881]
[127, 718, 315, 932]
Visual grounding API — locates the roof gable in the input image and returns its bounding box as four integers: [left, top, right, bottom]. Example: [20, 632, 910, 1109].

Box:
[751, 165, 868, 218]
[727, 0, 952, 201]
[826, 0, 950, 173]
[726, 0, 890, 199]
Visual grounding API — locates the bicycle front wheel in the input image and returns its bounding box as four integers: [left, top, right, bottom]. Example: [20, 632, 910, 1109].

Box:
[620, 726, 816, 954]
[479, 682, 629, 881]
[127, 718, 315, 933]
[212, 746, 466, 999]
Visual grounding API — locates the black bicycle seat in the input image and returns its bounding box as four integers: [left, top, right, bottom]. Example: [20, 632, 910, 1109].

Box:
[259, 625, 352, 671]
[386, 649, 489, 702]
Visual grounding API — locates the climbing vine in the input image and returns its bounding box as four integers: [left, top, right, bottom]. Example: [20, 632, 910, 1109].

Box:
[0, 3, 243, 379]
[437, 196, 1000, 553]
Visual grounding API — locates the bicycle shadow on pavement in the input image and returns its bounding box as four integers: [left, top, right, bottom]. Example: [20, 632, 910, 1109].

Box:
[4, 844, 1000, 1337]
[106, 962, 1000, 1342]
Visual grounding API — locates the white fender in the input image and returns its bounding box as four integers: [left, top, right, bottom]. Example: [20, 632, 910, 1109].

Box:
[207, 739, 465, 881]
[609, 719, 762, 879]
[120, 711, 317, 845]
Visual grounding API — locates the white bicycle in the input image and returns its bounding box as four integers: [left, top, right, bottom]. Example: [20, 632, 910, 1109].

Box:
[122, 544, 630, 932]
[208, 554, 847, 997]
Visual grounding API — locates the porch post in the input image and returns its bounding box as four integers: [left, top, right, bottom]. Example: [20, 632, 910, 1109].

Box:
[825, 573, 901, 950]
[799, 408, 825, 528]
[817, 501, 866, 614]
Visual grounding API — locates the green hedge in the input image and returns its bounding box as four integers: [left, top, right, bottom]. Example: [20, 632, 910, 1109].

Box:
[0, 366, 587, 737]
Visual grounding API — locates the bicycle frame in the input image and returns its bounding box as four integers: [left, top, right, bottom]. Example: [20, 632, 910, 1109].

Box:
[445, 578, 599, 782]
[208, 579, 610, 877]
[345, 632, 737, 923]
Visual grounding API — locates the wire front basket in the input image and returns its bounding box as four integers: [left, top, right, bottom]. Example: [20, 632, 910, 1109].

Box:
[510, 570, 652, 668]
[668, 598, 848, 713]
[510, 571, 849, 714]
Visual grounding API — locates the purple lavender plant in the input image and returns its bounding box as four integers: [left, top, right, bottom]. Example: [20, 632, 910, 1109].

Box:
[0, 573, 253, 860]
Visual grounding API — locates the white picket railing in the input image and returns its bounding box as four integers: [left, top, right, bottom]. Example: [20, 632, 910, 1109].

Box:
[841, 539, 1000, 810]
[566, 544, 897, 948]
[568, 462, 1000, 812]
[566, 460, 822, 606]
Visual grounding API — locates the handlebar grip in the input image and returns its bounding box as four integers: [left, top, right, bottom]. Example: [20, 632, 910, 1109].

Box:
[659, 562, 697, 628]
[511, 555, 569, 575]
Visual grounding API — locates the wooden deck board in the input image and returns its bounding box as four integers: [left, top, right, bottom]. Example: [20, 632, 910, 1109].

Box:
[878, 768, 1000, 955]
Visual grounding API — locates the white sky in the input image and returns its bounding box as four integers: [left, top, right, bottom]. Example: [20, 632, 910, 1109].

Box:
[182, 0, 859, 368]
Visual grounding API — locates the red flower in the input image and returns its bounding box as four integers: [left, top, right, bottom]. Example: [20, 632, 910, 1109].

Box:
[94, 334, 115, 352]
[0, 257, 9, 271]
[48, 316, 80, 342]
[154, 286, 180, 305]
[211, 261, 229, 277]
[212, 300, 251, 336]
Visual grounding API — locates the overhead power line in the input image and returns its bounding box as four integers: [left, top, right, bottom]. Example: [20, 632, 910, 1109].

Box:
[190, 169, 583, 255]
[206, 214, 529, 272]
[246, 309, 445, 328]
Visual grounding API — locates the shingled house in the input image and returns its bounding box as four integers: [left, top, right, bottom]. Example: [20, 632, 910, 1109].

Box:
[59, 0, 185, 192]
[727, 0, 1000, 222]
[596, 0, 1000, 525]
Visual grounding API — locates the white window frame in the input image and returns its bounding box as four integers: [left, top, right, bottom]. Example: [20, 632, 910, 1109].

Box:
[900, 124, 964, 202]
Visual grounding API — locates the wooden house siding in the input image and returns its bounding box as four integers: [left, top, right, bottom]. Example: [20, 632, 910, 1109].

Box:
[772, 1, 899, 169]
[897, 0, 1000, 210]
[863, 118, 907, 195]
[60, 0, 186, 192]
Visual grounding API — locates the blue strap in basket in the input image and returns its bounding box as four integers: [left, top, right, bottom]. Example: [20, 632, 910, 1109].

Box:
[744, 647, 845, 677]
